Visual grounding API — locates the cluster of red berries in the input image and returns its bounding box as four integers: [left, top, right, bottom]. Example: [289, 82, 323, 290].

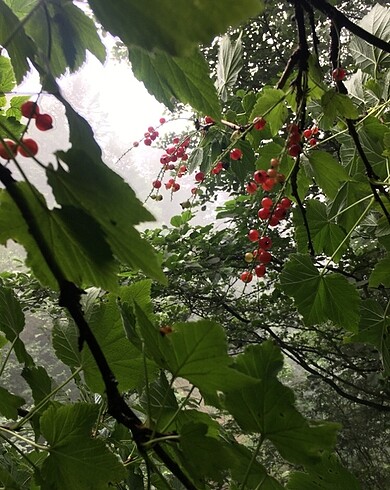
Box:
[133, 117, 166, 148]
[286, 122, 319, 157]
[240, 196, 292, 283]
[246, 158, 285, 196]
[0, 100, 54, 160]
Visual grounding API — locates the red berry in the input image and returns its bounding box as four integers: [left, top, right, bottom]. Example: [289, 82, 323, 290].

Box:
[144, 138, 152, 146]
[267, 168, 277, 178]
[152, 180, 162, 189]
[309, 138, 317, 146]
[269, 215, 280, 227]
[274, 206, 287, 220]
[311, 126, 319, 135]
[289, 132, 301, 145]
[159, 117, 166, 124]
[172, 183, 180, 192]
[195, 172, 205, 182]
[246, 181, 258, 194]
[262, 178, 276, 191]
[288, 123, 299, 134]
[259, 236, 272, 250]
[35, 113, 53, 131]
[172, 137, 180, 145]
[261, 197, 273, 209]
[248, 229, 260, 242]
[253, 169, 267, 184]
[181, 153, 189, 161]
[253, 117, 266, 130]
[133, 141, 139, 147]
[204, 116, 214, 124]
[18, 138, 38, 157]
[179, 165, 187, 173]
[332, 67, 346, 81]
[288, 144, 301, 157]
[0, 139, 17, 159]
[160, 154, 170, 164]
[276, 173, 286, 183]
[258, 250, 272, 264]
[255, 264, 266, 278]
[303, 128, 313, 139]
[21, 101, 40, 119]
[270, 158, 279, 168]
[280, 197, 292, 209]
[148, 126, 154, 133]
[150, 131, 159, 141]
[240, 271, 253, 283]
[258, 207, 270, 220]
[166, 145, 176, 155]
[230, 148, 242, 160]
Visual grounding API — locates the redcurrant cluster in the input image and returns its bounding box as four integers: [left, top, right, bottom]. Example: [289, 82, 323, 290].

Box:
[0, 100, 54, 160]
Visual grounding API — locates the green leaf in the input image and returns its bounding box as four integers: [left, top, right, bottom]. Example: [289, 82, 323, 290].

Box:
[170, 215, 183, 228]
[306, 151, 350, 200]
[129, 47, 221, 118]
[135, 307, 259, 396]
[0, 115, 25, 140]
[22, 366, 52, 405]
[25, 1, 105, 78]
[369, 255, 390, 288]
[0, 386, 25, 420]
[250, 88, 287, 136]
[352, 299, 390, 376]
[52, 319, 82, 369]
[40, 404, 126, 490]
[82, 293, 155, 394]
[0, 185, 118, 291]
[280, 254, 360, 331]
[287, 452, 360, 489]
[321, 90, 359, 128]
[0, 2, 36, 83]
[294, 200, 347, 261]
[0, 285, 33, 366]
[178, 423, 233, 483]
[88, 0, 263, 57]
[0, 56, 16, 93]
[6, 95, 30, 119]
[224, 342, 339, 466]
[350, 4, 390, 75]
[216, 33, 243, 102]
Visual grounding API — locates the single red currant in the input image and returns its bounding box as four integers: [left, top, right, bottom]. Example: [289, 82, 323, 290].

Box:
[144, 138, 152, 146]
[35, 113, 53, 131]
[255, 264, 266, 277]
[195, 171, 205, 182]
[253, 116, 266, 130]
[240, 271, 253, 283]
[246, 182, 258, 194]
[261, 197, 273, 209]
[259, 236, 272, 250]
[270, 158, 279, 168]
[21, 101, 40, 119]
[289, 132, 301, 145]
[204, 116, 214, 124]
[159, 117, 166, 124]
[0, 139, 17, 159]
[253, 169, 267, 184]
[309, 138, 317, 146]
[280, 197, 292, 209]
[230, 148, 243, 160]
[258, 208, 270, 220]
[303, 128, 313, 139]
[172, 183, 180, 192]
[18, 138, 38, 157]
[269, 215, 280, 227]
[332, 67, 346, 81]
[267, 168, 277, 178]
[152, 180, 162, 189]
[262, 178, 276, 191]
[258, 250, 272, 264]
[248, 229, 260, 242]
[288, 144, 301, 157]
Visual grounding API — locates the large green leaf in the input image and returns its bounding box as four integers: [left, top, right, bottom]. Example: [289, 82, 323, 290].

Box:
[369, 255, 390, 288]
[129, 47, 221, 118]
[350, 4, 390, 75]
[0, 386, 25, 420]
[215, 33, 243, 102]
[352, 299, 390, 376]
[134, 306, 259, 396]
[294, 200, 347, 261]
[0, 285, 33, 366]
[250, 88, 287, 136]
[88, 0, 263, 56]
[0, 2, 36, 83]
[24, 1, 105, 78]
[306, 151, 350, 200]
[224, 342, 339, 466]
[287, 452, 360, 489]
[81, 293, 156, 394]
[0, 185, 118, 291]
[52, 319, 82, 369]
[321, 90, 359, 129]
[280, 254, 360, 331]
[22, 366, 52, 405]
[40, 404, 126, 490]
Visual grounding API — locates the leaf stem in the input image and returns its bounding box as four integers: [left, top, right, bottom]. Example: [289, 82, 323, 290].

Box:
[239, 435, 265, 490]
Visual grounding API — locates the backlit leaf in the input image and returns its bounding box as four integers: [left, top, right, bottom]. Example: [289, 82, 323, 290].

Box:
[0, 386, 25, 420]
[216, 33, 243, 102]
